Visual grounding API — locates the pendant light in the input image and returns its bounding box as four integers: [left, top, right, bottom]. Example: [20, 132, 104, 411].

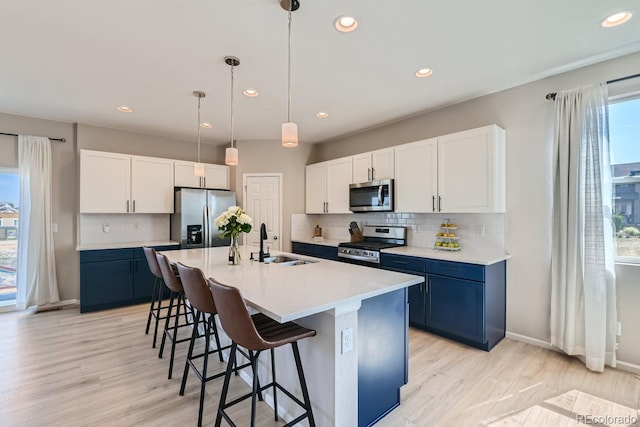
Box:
[281, 0, 300, 148]
[193, 90, 206, 177]
[225, 56, 240, 166]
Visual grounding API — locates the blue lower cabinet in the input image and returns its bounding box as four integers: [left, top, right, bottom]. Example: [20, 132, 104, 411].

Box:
[381, 253, 506, 351]
[424, 259, 506, 351]
[291, 241, 338, 261]
[80, 245, 176, 313]
[427, 274, 484, 343]
[358, 288, 408, 427]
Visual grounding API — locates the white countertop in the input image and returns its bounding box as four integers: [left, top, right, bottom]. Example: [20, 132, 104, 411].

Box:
[382, 246, 511, 265]
[160, 246, 424, 323]
[291, 238, 344, 247]
[76, 240, 180, 251]
[292, 239, 509, 265]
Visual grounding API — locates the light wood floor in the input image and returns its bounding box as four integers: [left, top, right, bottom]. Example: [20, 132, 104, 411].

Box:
[0, 304, 638, 427]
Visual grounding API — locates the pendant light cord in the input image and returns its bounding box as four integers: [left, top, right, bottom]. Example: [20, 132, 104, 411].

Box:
[230, 64, 235, 149]
[287, 3, 292, 123]
[197, 95, 202, 163]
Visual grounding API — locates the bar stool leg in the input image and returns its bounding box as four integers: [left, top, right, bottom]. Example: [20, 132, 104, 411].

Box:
[152, 279, 165, 348]
[168, 292, 183, 379]
[195, 313, 211, 427]
[292, 341, 316, 427]
[271, 348, 278, 421]
[180, 310, 201, 396]
[211, 316, 224, 363]
[145, 277, 159, 335]
[250, 350, 261, 427]
[216, 342, 238, 427]
[159, 291, 176, 359]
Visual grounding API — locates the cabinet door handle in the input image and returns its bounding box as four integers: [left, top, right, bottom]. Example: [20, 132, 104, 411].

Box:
[371, 167, 375, 180]
[203, 177, 206, 188]
[394, 260, 409, 265]
[432, 196, 435, 212]
[133, 200, 136, 212]
[126, 200, 130, 213]
[438, 196, 442, 212]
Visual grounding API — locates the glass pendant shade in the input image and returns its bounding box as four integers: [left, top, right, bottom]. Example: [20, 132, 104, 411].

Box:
[281, 121, 298, 147]
[225, 147, 238, 166]
[193, 162, 205, 177]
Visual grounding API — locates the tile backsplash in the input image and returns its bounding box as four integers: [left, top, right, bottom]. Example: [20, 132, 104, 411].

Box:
[292, 212, 505, 250]
[79, 214, 170, 246]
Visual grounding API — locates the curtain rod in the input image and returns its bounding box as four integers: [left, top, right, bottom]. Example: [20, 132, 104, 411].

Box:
[0, 132, 66, 142]
[545, 72, 640, 101]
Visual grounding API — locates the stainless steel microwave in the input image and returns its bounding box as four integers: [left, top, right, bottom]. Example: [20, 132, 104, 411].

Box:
[349, 179, 394, 212]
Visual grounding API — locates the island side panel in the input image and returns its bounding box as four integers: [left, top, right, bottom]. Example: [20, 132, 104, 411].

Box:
[358, 288, 408, 427]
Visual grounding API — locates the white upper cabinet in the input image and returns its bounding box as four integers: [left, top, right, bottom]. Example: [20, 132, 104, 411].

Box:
[174, 160, 230, 190]
[306, 156, 353, 214]
[80, 150, 174, 214]
[437, 125, 505, 213]
[80, 150, 131, 213]
[131, 156, 174, 213]
[394, 138, 438, 213]
[394, 125, 505, 213]
[352, 148, 395, 183]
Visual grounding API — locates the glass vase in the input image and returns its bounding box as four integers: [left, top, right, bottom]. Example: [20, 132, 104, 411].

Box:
[228, 235, 241, 265]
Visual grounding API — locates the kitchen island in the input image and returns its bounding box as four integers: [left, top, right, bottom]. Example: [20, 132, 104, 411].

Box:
[161, 246, 424, 427]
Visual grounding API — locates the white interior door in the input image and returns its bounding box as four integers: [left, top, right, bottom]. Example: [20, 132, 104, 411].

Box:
[243, 174, 282, 252]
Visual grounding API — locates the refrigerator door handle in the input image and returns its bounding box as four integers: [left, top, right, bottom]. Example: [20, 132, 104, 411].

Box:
[203, 205, 208, 247]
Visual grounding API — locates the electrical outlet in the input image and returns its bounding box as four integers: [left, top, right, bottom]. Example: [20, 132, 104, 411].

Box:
[617, 321, 622, 336]
[52, 223, 58, 233]
[475, 225, 485, 237]
[341, 328, 353, 354]
[126, 223, 134, 230]
[102, 223, 110, 233]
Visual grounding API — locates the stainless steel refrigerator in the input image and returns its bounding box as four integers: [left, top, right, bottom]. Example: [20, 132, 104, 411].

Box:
[171, 188, 237, 248]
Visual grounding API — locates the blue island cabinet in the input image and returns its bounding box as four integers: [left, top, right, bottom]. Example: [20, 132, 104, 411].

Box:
[80, 245, 176, 313]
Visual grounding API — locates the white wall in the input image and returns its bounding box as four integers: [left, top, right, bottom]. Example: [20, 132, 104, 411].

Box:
[311, 51, 640, 366]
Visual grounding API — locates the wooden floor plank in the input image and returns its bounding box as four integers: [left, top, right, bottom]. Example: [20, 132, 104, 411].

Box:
[0, 304, 638, 427]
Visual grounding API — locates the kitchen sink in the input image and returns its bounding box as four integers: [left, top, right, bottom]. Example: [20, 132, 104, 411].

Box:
[263, 256, 316, 266]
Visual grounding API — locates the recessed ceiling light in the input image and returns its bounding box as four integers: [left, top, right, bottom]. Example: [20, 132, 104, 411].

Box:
[316, 112, 329, 118]
[335, 15, 359, 32]
[117, 106, 133, 113]
[200, 122, 212, 129]
[415, 68, 433, 78]
[601, 11, 633, 27]
[243, 89, 259, 97]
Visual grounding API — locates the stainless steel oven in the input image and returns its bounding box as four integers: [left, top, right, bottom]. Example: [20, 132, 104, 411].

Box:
[338, 225, 406, 267]
[349, 179, 393, 213]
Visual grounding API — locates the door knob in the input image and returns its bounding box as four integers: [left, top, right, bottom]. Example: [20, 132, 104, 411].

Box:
[273, 236, 278, 240]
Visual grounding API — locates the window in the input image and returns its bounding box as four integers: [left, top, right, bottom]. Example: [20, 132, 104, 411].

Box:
[609, 94, 640, 262]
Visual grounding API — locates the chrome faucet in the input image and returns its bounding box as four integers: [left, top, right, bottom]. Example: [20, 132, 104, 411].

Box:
[259, 223, 269, 262]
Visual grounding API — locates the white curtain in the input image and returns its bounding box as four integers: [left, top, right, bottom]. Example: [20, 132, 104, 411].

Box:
[16, 135, 60, 309]
[550, 83, 617, 372]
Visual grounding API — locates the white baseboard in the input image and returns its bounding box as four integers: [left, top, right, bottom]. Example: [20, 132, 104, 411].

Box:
[505, 331, 640, 375]
[505, 331, 553, 350]
[35, 299, 79, 312]
[615, 360, 640, 375]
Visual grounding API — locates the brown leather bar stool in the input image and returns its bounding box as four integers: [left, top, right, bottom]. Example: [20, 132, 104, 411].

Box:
[208, 277, 316, 427]
[155, 252, 196, 379]
[142, 246, 168, 348]
[175, 263, 229, 427]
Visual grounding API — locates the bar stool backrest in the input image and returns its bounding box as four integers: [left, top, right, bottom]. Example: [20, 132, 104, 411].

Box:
[155, 252, 184, 293]
[207, 278, 268, 351]
[176, 263, 218, 315]
[143, 246, 162, 279]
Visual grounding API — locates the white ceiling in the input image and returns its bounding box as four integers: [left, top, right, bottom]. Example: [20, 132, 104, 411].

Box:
[2, 1, 640, 145]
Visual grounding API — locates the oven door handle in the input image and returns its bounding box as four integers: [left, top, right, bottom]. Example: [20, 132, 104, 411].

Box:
[338, 253, 379, 263]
